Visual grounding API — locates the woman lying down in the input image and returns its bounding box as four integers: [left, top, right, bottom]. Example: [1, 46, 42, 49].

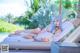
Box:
[9, 18, 80, 42]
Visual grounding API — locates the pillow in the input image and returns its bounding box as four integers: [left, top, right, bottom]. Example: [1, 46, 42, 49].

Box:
[34, 32, 53, 42]
[23, 33, 36, 39]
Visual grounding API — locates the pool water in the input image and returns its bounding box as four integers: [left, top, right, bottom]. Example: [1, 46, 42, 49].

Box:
[0, 32, 10, 43]
[0, 32, 10, 36]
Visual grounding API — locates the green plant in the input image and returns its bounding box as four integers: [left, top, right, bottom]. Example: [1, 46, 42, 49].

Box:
[14, 0, 40, 29]
[31, 0, 40, 12]
[55, 0, 72, 9]
[63, 0, 72, 9]
[0, 19, 24, 32]
[6, 14, 13, 23]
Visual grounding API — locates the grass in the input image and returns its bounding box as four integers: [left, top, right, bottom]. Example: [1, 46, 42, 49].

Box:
[0, 19, 24, 32]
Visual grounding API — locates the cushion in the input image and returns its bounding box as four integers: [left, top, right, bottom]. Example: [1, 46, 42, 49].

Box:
[34, 32, 53, 42]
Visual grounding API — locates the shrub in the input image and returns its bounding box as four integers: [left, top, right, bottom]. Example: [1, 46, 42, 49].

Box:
[0, 20, 24, 32]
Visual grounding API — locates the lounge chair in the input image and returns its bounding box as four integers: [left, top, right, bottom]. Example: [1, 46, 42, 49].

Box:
[63, 25, 80, 43]
[51, 26, 80, 53]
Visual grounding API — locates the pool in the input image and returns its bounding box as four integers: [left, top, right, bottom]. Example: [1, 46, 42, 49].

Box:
[0, 32, 9, 35]
[0, 32, 10, 43]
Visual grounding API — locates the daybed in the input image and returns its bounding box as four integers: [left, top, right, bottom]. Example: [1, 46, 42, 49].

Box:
[0, 21, 74, 50]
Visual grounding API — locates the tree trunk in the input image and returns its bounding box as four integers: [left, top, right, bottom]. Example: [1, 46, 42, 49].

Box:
[77, 0, 80, 18]
[59, 0, 62, 30]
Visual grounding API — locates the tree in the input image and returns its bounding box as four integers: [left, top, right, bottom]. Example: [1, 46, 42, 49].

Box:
[31, 0, 40, 13]
[17, 0, 40, 29]
[64, 0, 72, 9]
[6, 14, 13, 23]
[77, 0, 80, 18]
[14, 16, 30, 28]
[55, 0, 72, 9]
[39, 0, 47, 7]
[24, 10, 33, 19]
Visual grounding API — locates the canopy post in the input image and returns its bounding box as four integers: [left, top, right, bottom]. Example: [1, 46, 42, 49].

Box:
[58, 0, 62, 31]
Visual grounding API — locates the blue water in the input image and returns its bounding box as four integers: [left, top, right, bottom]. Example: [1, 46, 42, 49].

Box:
[0, 32, 10, 36]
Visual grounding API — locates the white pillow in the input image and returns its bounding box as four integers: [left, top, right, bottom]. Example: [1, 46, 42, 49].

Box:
[35, 32, 53, 42]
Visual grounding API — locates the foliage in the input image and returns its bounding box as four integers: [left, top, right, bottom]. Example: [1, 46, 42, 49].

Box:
[0, 19, 24, 32]
[30, 4, 55, 29]
[14, 10, 34, 28]
[55, 0, 72, 9]
[24, 0, 71, 29]
[16, 0, 50, 29]
[24, 11, 34, 19]
[39, 0, 47, 7]
[6, 14, 13, 23]
[14, 0, 40, 29]
[14, 0, 76, 29]
[27, 20, 38, 29]
[26, 0, 53, 29]
[15, 16, 31, 28]
[31, 0, 40, 13]
[63, 0, 72, 9]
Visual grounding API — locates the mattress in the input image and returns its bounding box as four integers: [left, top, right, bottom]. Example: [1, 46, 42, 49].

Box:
[1, 40, 50, 49]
